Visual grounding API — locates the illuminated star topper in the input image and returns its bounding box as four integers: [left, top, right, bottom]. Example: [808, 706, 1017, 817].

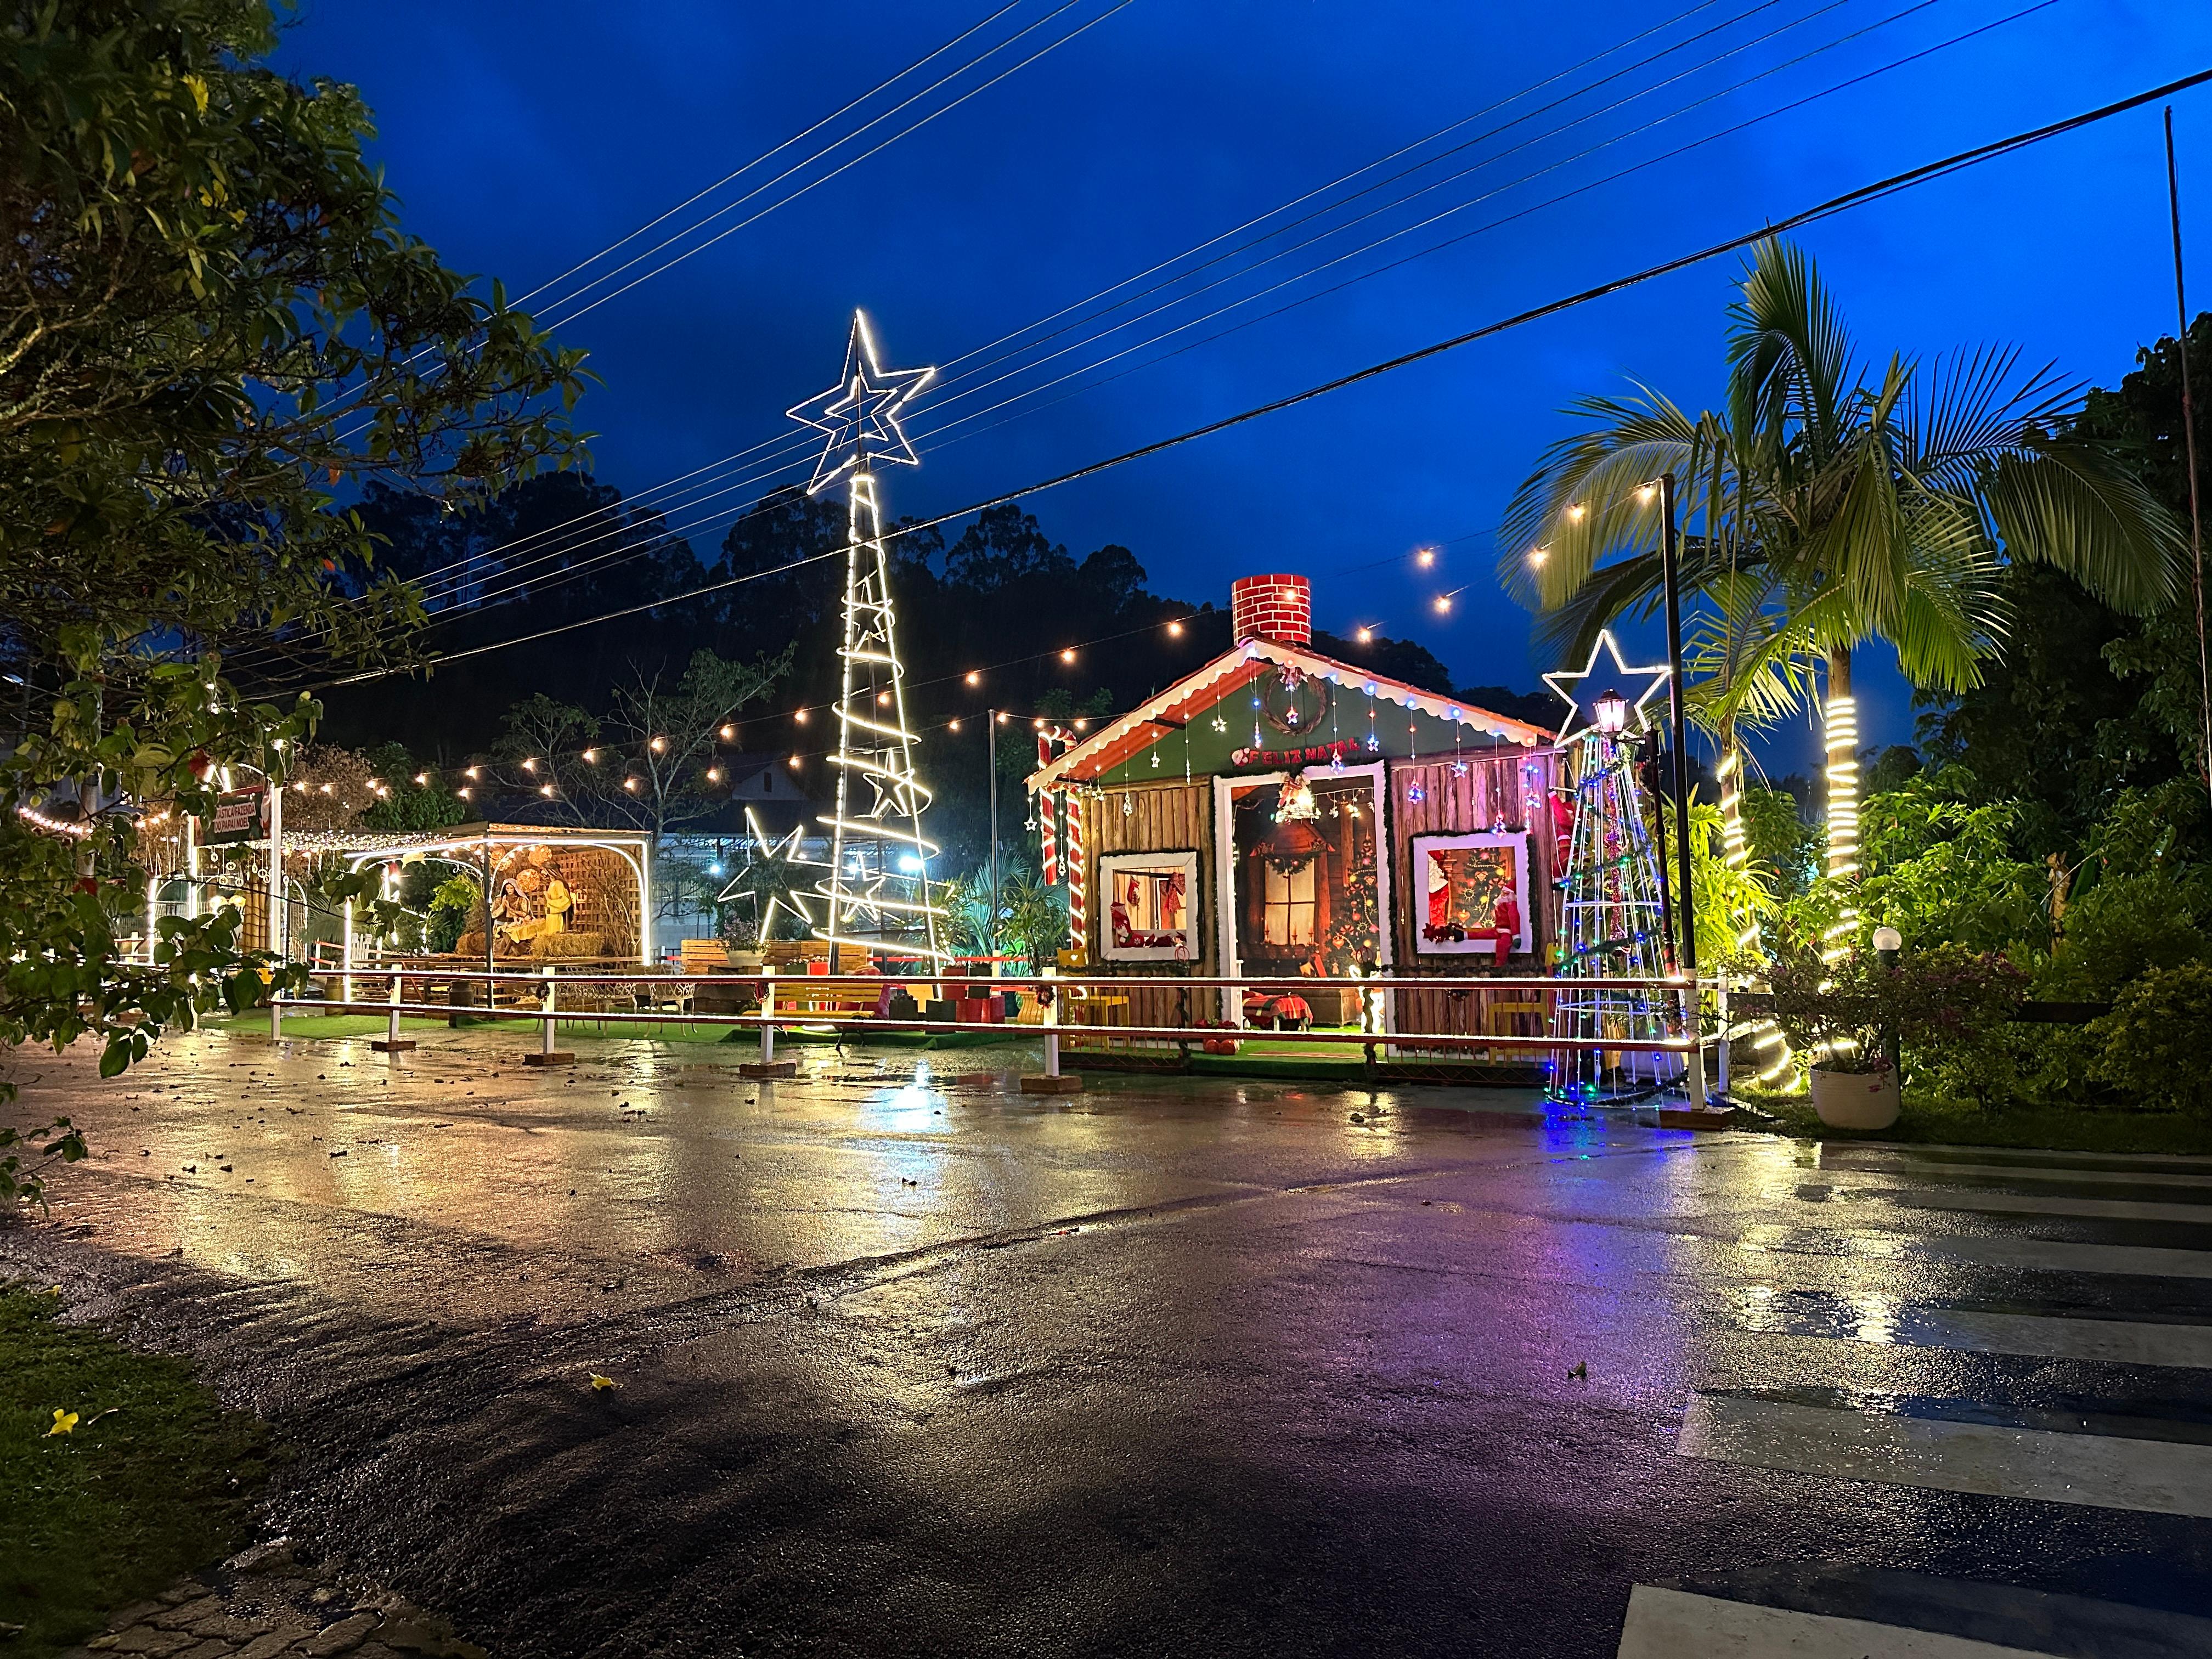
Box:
[1542, 629, 1670, 744]
[787, 309, 935, 496]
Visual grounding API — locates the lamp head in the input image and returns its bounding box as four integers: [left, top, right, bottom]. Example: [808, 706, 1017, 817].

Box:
[1872, 926, 1903, 952]
[1593, 688, 1629, 735]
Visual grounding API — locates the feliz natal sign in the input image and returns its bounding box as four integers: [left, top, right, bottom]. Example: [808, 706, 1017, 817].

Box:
[1227, 739, 1363, 771]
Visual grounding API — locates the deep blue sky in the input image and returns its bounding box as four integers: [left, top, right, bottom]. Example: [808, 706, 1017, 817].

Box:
[276, 0, 2212, 776]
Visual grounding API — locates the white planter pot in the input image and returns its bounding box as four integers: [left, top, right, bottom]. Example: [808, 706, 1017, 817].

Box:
[1809, 1065, 1900, 1131]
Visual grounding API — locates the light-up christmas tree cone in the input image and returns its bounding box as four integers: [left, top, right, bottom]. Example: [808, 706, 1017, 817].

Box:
[1543, 633, 1685, 1104]
[786, 312, 945, 962]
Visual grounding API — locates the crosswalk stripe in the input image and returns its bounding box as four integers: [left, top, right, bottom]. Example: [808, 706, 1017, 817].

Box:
[1817, 1145, 2212, 1173]
[1679, 1391, 2212, 1516]
[1852, 1188, 2212, 1224]
[1819, 1159, 2212, 1191]
[1616, 1585, 2058, 1658]
[1905, 1307, 2212, 1368]
[1900, 1233, 2212, 1278]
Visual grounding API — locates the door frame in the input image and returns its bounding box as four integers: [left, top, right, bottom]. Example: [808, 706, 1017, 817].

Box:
[1211, 760, 1391, 1027]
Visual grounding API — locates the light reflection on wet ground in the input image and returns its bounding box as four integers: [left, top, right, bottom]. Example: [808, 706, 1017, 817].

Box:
[9, 1029, 2211, 1657]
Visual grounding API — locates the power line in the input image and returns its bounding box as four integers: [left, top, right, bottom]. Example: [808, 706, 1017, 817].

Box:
[236, 0, 1962, 674]
[284, 61, 2212, 693]
[286, 0, 1788, 611]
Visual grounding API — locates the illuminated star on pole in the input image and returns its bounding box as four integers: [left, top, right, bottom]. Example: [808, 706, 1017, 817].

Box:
[1542, 629, 1671, 744]
[786, 310, 935, 496]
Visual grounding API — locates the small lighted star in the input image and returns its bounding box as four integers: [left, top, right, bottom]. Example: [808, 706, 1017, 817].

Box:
[1543, 629, 1670, 743]
[787, 310, 935, 496]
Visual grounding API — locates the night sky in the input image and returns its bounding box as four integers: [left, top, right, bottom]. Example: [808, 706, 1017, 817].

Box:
[274, 0, 2212, 775]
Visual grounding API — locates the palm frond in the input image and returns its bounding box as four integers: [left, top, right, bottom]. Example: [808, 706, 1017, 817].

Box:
[1980, 437, 2184, 616]
[1725, 239, 1858, 461]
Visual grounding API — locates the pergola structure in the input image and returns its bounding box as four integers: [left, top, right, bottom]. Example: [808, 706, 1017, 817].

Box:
[247, 821, 655, 973]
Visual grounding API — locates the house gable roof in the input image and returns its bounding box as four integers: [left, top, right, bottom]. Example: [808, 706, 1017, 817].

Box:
[1026, 637, 1550, 792]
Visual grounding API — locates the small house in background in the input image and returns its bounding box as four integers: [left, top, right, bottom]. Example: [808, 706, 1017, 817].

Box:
[1026, 573, 1564, 1059]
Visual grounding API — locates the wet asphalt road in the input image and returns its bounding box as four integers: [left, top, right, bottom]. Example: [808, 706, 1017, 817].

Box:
[7, 1028, 2212, 1658]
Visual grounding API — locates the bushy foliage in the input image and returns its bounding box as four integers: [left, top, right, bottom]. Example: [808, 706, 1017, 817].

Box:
[2091, 963, 2212, 1115]
[1856, 766, 2045, 955]
[1735, 929, 2026, 1077]
[1737, 785, 1820, 899]
[0, 0, 581, 1181]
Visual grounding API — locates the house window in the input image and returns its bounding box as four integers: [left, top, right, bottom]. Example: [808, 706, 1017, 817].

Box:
[1263, 861, 1317, 945]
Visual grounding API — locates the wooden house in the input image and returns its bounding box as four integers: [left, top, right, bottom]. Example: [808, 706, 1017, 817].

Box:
[1026, 574, 1565, 1054]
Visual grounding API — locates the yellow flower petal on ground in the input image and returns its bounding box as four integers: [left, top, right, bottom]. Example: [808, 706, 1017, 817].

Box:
[48, 1408, 80, 1436]
[589, 1374, 617, 1392]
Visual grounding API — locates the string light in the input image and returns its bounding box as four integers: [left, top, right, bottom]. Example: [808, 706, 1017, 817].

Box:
[948, 718, 962, 732]
[582, 749, 599, 764]
[795, 709, 809, 724]
[1527, 547, 1549, 567]
[456, 787, 472, 800]
[1432, 595, 1452, 614]
[1566, 503, 1585, 522]
[965, 671, 980, 686]
[413, 772, 428, 785]
[788, 755, 803, 769]
[521, 758, 538, 774]
[624, 777, 642, 792]
[538, 783, 556, 798]
[1355, 627, 1373, 644]
[719, 724, 736, 740]
[464, 766, 480, 780]
[706, 766, 724, 782]
[1166, 620, 1182, 637]
[649, 736, 667, 753]
[16, 803, 93, 839]
[1416, 548, 1436, 567]
[1060, 648, 1076, 663]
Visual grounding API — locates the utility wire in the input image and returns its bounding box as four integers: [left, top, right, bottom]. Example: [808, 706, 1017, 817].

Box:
[286, 0, 1784, 611]
[235, 0, 1961, 672]
[280, 61, 2212, 694]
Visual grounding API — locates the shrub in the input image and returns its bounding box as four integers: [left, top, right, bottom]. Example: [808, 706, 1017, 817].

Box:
[2040, 870, 2212, 1001]
[2091, 963, 2212, 1114]
[1739, 932, 2026, 1078]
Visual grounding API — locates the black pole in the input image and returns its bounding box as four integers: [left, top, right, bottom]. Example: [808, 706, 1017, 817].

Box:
[481, 841, 495, 978]
[2166, 108, 2212, 806]
[1644, 728, 1676, 969]
[1660, 472, 1697, 981]
[987, 711, 1000, 972]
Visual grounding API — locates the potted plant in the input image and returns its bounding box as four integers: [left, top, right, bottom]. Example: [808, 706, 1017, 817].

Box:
[1735, 932, 2025, 1130]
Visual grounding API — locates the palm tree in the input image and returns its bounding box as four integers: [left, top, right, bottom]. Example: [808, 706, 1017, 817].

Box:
[1504, 238, 2181, 895]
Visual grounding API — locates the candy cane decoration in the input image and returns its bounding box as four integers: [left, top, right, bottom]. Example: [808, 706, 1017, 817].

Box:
[1064, 790, 1086, 958]
[1037, 732, 1058, 886]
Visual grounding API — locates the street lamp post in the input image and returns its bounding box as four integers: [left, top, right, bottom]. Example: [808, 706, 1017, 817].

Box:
[1657, 472, 1708, 1104]
[986, 709, 1000, 975]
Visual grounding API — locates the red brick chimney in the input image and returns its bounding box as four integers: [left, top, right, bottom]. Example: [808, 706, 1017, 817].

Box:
[1231, 573, 1311, 646]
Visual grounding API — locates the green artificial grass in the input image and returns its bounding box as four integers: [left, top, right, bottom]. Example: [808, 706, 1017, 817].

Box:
[0, 1283, 269, 1657]
[1735, 1090, 2212, 1155]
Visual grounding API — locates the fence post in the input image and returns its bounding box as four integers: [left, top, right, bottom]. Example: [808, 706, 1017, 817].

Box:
[739, 974, 794, 1078]
[371, 968, 415, 1053]
[1714, 981, 1731, 1097]
[1043, 960, 1060, 1079]
[523, 963, 573, 1066]
[268, 989, 282, 1042]
[1020, 963, 1079, 1094]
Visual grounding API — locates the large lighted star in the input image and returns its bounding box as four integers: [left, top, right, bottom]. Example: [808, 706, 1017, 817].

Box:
[787, 310, 935, 496]
[1542, 629, 1671, 744]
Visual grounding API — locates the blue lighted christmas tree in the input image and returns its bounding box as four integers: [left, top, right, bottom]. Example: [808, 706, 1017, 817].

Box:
[1542, 635, 1684, 1104]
